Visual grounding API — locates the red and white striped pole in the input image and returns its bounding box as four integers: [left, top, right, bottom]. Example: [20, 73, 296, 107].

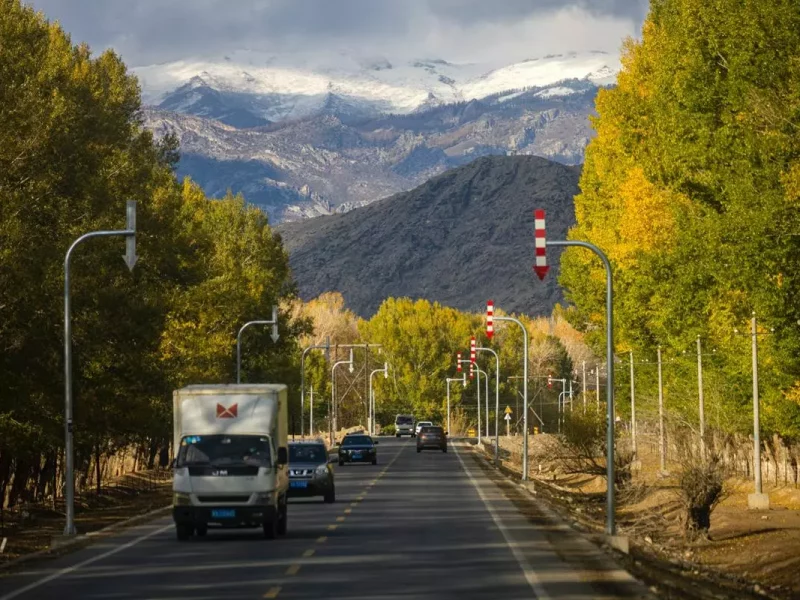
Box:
[456, 352, 462, 373]
[534, 209, 549, 280]
[486, 300, 494, 339]
[470, 336, 476, 364]
[469, 360, 475, 380]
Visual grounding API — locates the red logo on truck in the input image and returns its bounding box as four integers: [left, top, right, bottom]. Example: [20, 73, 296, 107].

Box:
[216, 403, 238, 418]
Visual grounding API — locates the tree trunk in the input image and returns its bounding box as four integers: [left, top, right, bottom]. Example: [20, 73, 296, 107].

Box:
[95, 443, 102, 496]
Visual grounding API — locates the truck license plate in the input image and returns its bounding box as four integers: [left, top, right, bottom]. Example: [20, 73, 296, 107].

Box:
[290, 480, 308, 489]
[211, 509, 235, 518]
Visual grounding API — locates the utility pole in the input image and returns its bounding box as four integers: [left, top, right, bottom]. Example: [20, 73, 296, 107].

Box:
[309, 386, 315, 437]
[330, 350, 354, 446]
[630, 351, 637, 456]
[369, 363, 389, 435]
[582, 360, 587, 413]
[658, 345, 666, 474]
[300, 337, 330, 437]
[697, 335, 705, 458]
[63, 200, 137, 536]
[748, 312, 769, 509]
[596, 368, 600, 412]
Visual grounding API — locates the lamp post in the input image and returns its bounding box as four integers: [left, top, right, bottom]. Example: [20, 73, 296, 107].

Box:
[476, 346, 500, 465]
[330, 349, 354, 446]
[300, 337, 330, 437]
[63, 201, 137, 536]
[493, 313, 529, 480]
[369, 362, 389, 435]
[446, 374, 467, 435]
[236, 305, 279, 384]
[458, 358, 481, 440]
[544, 235, 616, 536]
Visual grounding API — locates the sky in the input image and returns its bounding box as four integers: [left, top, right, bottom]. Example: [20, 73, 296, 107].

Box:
[24, 0, 648, 67]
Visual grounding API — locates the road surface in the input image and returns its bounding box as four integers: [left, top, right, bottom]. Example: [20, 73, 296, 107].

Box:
[0, 439, 652, 599]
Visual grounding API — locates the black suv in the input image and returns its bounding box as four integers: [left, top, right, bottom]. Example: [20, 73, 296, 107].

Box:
[288, 441, 335, 503]
[417, 426, 447, 453]
[338, 434, 378, 466]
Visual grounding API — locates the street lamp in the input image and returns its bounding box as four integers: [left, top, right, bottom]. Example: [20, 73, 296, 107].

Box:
[476, 345, 501, 465]
[330, 349, 354, 446]
[492, 310, 530, 481]
[236, 305, 279, 384]
[369, 362, 389, 435]
[300, 336, 331, 437]
[63, 200, 137, 536]
[446, 374, 467, 435]
[458, 358, 483, 440]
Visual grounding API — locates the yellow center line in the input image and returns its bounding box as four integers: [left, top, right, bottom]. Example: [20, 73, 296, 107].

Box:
[263, 586, 281, 598]
[344, 508, 352, 514]
[336, 516, 345, 522]
[327, 524, 338, 531]
[286, 564, 301, 576]
[350, 501, 359, 507]
[302, 549, 315, 558]
[317, 536, 328, 543]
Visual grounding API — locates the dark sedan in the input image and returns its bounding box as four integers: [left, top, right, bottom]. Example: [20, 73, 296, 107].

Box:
[338, 434, 378, 465]
[288, 441, 336, 503]
[416, 426, 447, 453]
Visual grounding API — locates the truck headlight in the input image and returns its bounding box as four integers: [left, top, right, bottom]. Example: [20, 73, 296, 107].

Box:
[173, 492, 191, 506]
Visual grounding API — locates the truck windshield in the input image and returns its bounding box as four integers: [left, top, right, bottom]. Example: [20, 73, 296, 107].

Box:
[395, 416, 413, 425]
[177, 435, 272, 468]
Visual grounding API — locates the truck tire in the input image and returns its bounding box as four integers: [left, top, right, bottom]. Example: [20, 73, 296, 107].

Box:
[176, 524, 193, 541]
[395, 433, 400, 438]
[263, 518, 277, 539]
[416, 448, 421, 453]
[324, 489, 336, 504]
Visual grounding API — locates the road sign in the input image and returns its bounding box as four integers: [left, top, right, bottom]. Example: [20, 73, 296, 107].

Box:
[467, 427, 476, 437]
[470, 336, 476, 364]
[486, 300, 494, 339]
[534, 209, 549, 280]
[504, 413, 511, 421]
[504, 406, 512, 415]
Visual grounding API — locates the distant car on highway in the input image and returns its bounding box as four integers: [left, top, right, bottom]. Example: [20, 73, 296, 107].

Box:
[414, 421, 433, 436]
[395, 414, 415, 437]
[288, 440, 335, 503]
[417, 426, 447, 453]
[338, 433, 378, 465]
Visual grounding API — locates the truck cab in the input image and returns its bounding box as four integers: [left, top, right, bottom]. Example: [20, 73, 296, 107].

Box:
[394, 414, 415, 437]
[172, 384, 289, 540]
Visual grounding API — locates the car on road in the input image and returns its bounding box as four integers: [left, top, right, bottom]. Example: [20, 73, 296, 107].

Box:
[338, 433, 378, 465]
[395, 414, 415, 437]
[417, 426, 447, 453]
[414, 421, 433, 436]
[288, 440, 335, 503]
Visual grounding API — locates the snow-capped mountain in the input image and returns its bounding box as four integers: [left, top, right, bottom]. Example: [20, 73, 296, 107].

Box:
[136, 50, 618, 222]
[135, 50, 618, 127]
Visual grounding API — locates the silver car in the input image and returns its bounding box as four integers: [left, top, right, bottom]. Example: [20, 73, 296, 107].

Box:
[287, 441, 335, 503]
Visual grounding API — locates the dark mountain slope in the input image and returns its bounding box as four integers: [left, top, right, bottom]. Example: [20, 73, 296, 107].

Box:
[277, 155, 580, 317]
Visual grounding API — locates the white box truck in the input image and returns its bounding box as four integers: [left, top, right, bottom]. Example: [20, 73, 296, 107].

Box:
[172, 384, 289, 540]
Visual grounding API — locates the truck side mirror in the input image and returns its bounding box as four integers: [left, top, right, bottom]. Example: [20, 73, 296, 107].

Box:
[277, 446, 288, 465]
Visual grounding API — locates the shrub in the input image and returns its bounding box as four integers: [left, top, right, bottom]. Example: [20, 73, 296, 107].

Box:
[676, 449, 727, 540]
[382, 424, 396, 436]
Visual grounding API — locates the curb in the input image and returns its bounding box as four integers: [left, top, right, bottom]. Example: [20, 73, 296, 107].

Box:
[0, 505, 170, 573]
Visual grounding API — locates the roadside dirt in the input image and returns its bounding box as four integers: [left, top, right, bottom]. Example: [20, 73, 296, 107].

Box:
[477, 436, 800, 600]
[0, 471, 172, 571]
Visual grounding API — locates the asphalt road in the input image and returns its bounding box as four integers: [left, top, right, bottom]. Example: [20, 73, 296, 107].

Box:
[0, 439, 653, 599]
